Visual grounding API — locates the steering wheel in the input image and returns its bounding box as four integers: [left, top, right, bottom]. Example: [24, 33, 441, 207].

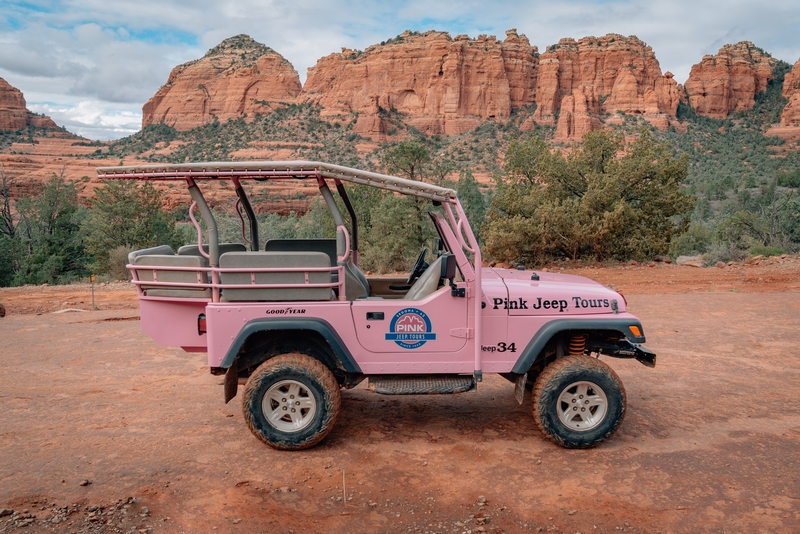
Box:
[406, 248, 429, 285]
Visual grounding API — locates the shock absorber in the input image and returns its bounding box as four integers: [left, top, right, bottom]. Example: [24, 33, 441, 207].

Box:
[568, 334, 587, 355]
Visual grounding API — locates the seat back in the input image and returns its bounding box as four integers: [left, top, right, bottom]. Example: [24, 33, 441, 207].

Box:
[220, 251, 332, 302]
[128, 245, 174, 266]
[404, 256, 445, 301]
[343, 260, 370, 300]
[264, 239, 337, 267]
[177, 243, 247, 256]
[133, 254, 211, 298]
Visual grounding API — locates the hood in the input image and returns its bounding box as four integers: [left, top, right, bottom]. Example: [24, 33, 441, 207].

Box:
[487, 268, 626, 316]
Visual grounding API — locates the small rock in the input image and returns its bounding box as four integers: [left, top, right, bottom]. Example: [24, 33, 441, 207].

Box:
[715, 261, 726, 268]
[79, 479, 91, 486]
[0, 509, 12, 517]
[455, 521, 465, 527]
[232, 518, 242, 524]
[0, 303, 5, 318]
[477, 495, 487, 504]
[568, 510, 577, 515]
[676, 254, 704, 267]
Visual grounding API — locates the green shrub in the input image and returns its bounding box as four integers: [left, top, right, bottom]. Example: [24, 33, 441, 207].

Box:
[108, 246, 135, 281]
[749, 245, 784, 257]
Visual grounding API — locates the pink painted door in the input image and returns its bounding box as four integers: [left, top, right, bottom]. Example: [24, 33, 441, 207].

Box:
[351, 286, 469, 354]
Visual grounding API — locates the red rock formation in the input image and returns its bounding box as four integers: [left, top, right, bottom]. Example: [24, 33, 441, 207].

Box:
[526, 35, 680, 141]
[555, 85, 602, 141]
[684, 42, 776, 119]
[302, 29, 539, 137]
[778, 59, 800, 128]
[142, 35, 302, 131]
[0, 77, 58, 131]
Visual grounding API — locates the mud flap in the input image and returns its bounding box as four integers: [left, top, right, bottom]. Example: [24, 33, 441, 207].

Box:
[514, 374, 527, 405]
[224, 362, 239, 404]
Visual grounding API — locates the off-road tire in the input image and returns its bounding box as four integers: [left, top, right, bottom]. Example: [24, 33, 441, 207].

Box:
[242, 353, 341, 450]
[532, 355, 626, 449]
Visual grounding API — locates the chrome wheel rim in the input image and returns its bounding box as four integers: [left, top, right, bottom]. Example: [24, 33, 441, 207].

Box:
[557, 380, 608, 431]
[262, 380, 317, 433]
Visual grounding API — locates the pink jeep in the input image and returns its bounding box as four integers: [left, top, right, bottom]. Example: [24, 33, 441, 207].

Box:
[97, 161, 655, 450]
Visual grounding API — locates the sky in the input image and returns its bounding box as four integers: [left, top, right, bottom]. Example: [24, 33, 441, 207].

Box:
[1, 0, 798, 141]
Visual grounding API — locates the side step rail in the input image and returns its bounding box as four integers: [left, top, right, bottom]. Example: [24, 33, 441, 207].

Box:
[368, 375, 476, 395]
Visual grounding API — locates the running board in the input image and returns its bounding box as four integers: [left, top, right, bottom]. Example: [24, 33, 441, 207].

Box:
[368, 375, 476, 395]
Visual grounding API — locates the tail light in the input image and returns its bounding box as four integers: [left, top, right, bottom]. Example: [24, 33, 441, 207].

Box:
[197, 313, 207, 335]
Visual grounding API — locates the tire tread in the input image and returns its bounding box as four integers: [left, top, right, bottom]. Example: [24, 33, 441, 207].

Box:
[242, 352, 341, 450]
[532, 355, 626, 448]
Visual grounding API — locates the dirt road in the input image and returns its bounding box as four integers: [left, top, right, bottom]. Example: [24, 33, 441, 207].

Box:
[1, 270, 800, 533]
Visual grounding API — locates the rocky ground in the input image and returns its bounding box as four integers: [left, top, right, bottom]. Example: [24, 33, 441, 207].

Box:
[1, 262, 799, 533]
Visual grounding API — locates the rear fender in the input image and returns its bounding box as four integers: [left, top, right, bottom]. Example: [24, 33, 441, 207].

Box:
[221, 318, 361, 403]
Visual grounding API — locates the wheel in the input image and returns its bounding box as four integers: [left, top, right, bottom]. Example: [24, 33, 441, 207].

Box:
[406, 247, 429, 284]
[532, 355, 626, 448]
[242, 353, 341, 450]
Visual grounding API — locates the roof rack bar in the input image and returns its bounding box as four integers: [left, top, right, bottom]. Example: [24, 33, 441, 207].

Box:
[96, 161, 457, 202]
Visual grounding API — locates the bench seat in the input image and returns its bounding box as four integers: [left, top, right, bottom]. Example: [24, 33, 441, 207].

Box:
[220, 251, 332, 302]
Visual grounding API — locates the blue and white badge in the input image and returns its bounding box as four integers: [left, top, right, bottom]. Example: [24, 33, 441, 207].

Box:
[385, 308, 436, 349]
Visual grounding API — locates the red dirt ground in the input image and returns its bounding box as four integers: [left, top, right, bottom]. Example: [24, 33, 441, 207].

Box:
[1, 262, 799, 533]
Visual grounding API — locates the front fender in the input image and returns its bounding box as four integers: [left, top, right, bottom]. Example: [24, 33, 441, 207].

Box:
[511, 318, 647, 374]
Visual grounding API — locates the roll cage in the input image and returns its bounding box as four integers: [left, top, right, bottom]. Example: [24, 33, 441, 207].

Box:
[97, 161, 485, 376]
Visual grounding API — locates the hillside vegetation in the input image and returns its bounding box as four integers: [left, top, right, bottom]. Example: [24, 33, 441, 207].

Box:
[1, 67, 799, 285]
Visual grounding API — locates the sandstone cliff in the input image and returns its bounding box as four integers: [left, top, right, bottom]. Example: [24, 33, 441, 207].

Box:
[778, 58, 800, 128]
[301, 30, 539, 139]
[0, 77, 58, 131]
[684, 42, 776, 119]
[142, 35, 302, 131]
[527, 35, 681, 141]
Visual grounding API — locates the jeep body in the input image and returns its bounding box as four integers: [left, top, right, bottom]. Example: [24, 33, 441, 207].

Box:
[98, 161, 655, 449]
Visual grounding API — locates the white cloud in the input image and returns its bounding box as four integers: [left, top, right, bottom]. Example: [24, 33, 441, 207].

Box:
[28, 101, 142, 141]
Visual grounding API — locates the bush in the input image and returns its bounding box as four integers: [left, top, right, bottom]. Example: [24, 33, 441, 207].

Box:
[669, 223, 713, 257]
[83, 181, 186, 274]
[749, 245, 785, 258]
[108, 246, 135, 281]
[482, 129, 694, 265]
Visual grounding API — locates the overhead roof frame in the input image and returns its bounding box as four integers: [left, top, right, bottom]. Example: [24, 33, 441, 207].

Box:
[96, 160, 458, 202]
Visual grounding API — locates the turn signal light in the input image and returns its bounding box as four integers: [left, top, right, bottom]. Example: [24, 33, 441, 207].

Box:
[629, 325, 642, 337]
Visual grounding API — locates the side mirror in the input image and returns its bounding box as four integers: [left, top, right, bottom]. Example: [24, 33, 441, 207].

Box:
[440, 253, 456, 281]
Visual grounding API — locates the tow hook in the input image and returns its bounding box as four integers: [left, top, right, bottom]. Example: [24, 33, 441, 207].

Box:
[593, 339, 657, 368]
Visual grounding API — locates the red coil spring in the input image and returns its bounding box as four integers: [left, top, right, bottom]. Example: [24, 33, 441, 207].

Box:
[568, 334, 587, 355]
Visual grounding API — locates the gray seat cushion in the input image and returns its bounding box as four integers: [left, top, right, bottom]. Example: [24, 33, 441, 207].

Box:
[405, 256, 444, 301]
[220, 251, 332, 302]
[133, 254, 211, 298]
[264, 239, 337, 267]
[128, 245, 174, 266]
[177, 243, 247, 256]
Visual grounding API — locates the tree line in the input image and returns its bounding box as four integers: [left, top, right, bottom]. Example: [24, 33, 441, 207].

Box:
[1, 128, 797, 288]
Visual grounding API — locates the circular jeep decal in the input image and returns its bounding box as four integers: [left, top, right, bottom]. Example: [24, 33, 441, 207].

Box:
[384, 308, 437, 349]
